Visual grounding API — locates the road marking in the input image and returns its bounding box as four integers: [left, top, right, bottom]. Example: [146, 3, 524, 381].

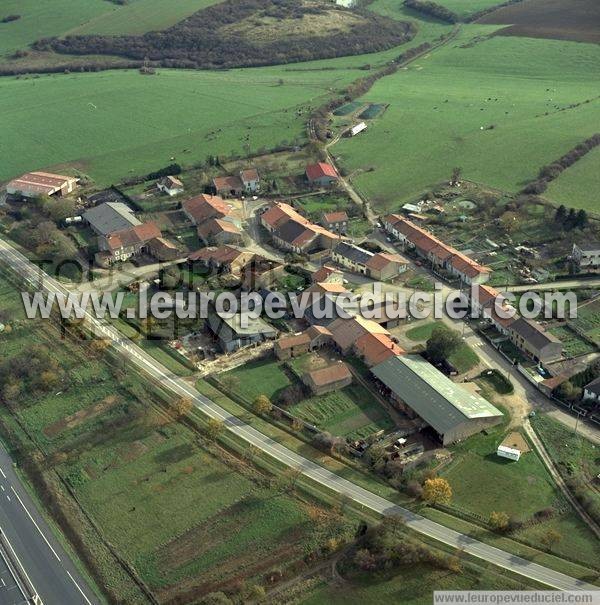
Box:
[0, 469, 5, 479]
[11, 487, 61, 562]
[67, 570, 93, 605]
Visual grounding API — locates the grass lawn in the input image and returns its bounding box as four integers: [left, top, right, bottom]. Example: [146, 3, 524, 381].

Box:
[405, 320, 479, 372]
[138, 339, 195, 376]
[333, 29, 600, 210]
[0, 65, 365, 186]
[476, 369, 514, 395]
[290, 383, 395, 439]
[221, 359, 292, 402]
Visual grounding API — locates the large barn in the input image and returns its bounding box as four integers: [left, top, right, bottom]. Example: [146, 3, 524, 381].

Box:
[372, 355, 502, 445]
[6, 171, 78, 199]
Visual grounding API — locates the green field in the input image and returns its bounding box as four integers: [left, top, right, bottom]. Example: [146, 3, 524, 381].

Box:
[0, 274, 351, 602]
[546, 145, 600, 214]
[442, 420, 600, 565]
[0, 0, 221, 58]
[333, 29, 600, 210]
[435, 0, 505, 19]
[0, 65, 364, 185]
[548, 324, 596, 357]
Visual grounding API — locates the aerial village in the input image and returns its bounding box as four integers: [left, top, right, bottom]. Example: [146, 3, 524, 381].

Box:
[2, 154, 599, 478]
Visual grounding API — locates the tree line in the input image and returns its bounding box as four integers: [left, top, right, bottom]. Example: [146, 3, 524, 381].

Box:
[523, 133, 600, 195]
[404, 0, 458, 24]
[32, 0, 414, 70]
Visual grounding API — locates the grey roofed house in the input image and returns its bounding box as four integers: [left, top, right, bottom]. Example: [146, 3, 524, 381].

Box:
[508, 317, 562, 363]
[334, 241, 373, 266]
[274, 219, 311, 244]
[207, 305, 277, 353]
[371, 355, 502, 445]
[83, 202, 141, 236]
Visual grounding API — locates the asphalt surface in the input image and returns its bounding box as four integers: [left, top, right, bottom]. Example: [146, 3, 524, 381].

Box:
[0, 444, 99, 605]
[0, 237, 599, 596]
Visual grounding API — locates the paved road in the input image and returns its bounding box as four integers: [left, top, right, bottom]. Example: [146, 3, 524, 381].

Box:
[1, 238, 598, 594]
[505, 279, 600, 293]
[0, 444, 99, 605]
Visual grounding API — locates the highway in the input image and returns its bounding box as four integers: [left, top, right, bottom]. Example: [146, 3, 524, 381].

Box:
[0, 237, 599, 596]
[0, 444, 99, 605]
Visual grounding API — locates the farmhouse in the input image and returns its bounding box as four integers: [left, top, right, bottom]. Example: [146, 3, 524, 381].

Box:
[321, 211, 348, 234]
[146, 236, 179, 261]
[302, 362, 352, 396]
[261, 202, 308, 232]
[84, 202, 140, 236]
[197, 218, 242, 246]
[182, 194, 240, 227]
[6, 171, 78, 199]
[371, 355, 503, 445]
[188, 246, 254, 275]
[583, 377, 600, 401]
[272, 219, 338, 254]
[241, 256, 284, 290]
[508, 317, 562, 364]
[274, 325, 332, 360]
[212, 175, 243, 198]
[572, 242, 600, 268]
[383, 215, 490, 284]
[305, 162, 339, 187]
[353, 332, 404, 367]
[207, 305, 277, 353]
[328, 316, 389, 354]
[332, 241, 407, 280]
[240, 169, 260, 194]
[157, 176, 184, 197]
[97, 222, 162, 265]
[469, 284, 517, 334]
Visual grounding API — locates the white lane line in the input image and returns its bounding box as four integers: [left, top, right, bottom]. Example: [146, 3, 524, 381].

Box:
[67, 570, 93, 605]
[0, 469, 5, 479]
[10, 487, 60, 562]
[0, 486, 4, 492]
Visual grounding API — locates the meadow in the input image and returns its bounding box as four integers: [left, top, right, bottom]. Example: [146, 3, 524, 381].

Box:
[441, 418, 600, 565]
[0, 273, 350, 603]
[434, 0, 505, 19]
[0, 65, 365, 186]
[546, 145, 600, 214]
[333, 28, 600, 210]
[0, 0, 221, 58]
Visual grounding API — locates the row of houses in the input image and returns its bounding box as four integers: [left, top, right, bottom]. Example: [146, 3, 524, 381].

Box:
[470, 283, 562, 363]
[83, 202, 178, 266]
[260, 202, 339, 254]
[383, 215, 491, 284]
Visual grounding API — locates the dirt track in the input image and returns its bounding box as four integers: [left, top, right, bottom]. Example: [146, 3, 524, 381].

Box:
[479, 0, 600, 44]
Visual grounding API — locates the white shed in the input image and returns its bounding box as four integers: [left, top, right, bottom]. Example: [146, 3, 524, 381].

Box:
[497, 445, 521, 461]
[350, 122, 367, 137]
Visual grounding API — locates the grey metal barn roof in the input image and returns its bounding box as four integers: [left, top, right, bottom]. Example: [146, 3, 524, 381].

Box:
[83, 202, 140, 236]
[372, 355, 502, 435]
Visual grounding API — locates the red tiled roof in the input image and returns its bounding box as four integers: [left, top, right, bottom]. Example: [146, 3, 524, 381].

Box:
[197, 218, 241, 240]
[188, 245, 245, 264]
[305, 363, 351, 387]
[354, 332, 404, 366]
[261, 202, 308, 230]
[213, 175, 243, 192]
[106, 222, 161, 251]
[323, 211, 348, 223]
[311, 265, 341, 283]
[182, 194, 229, 224]
[276, 332, 311, 350]
[240, 169, 259, 182]
[306, 162, 338, 181]
[365, 252, 407, 271]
